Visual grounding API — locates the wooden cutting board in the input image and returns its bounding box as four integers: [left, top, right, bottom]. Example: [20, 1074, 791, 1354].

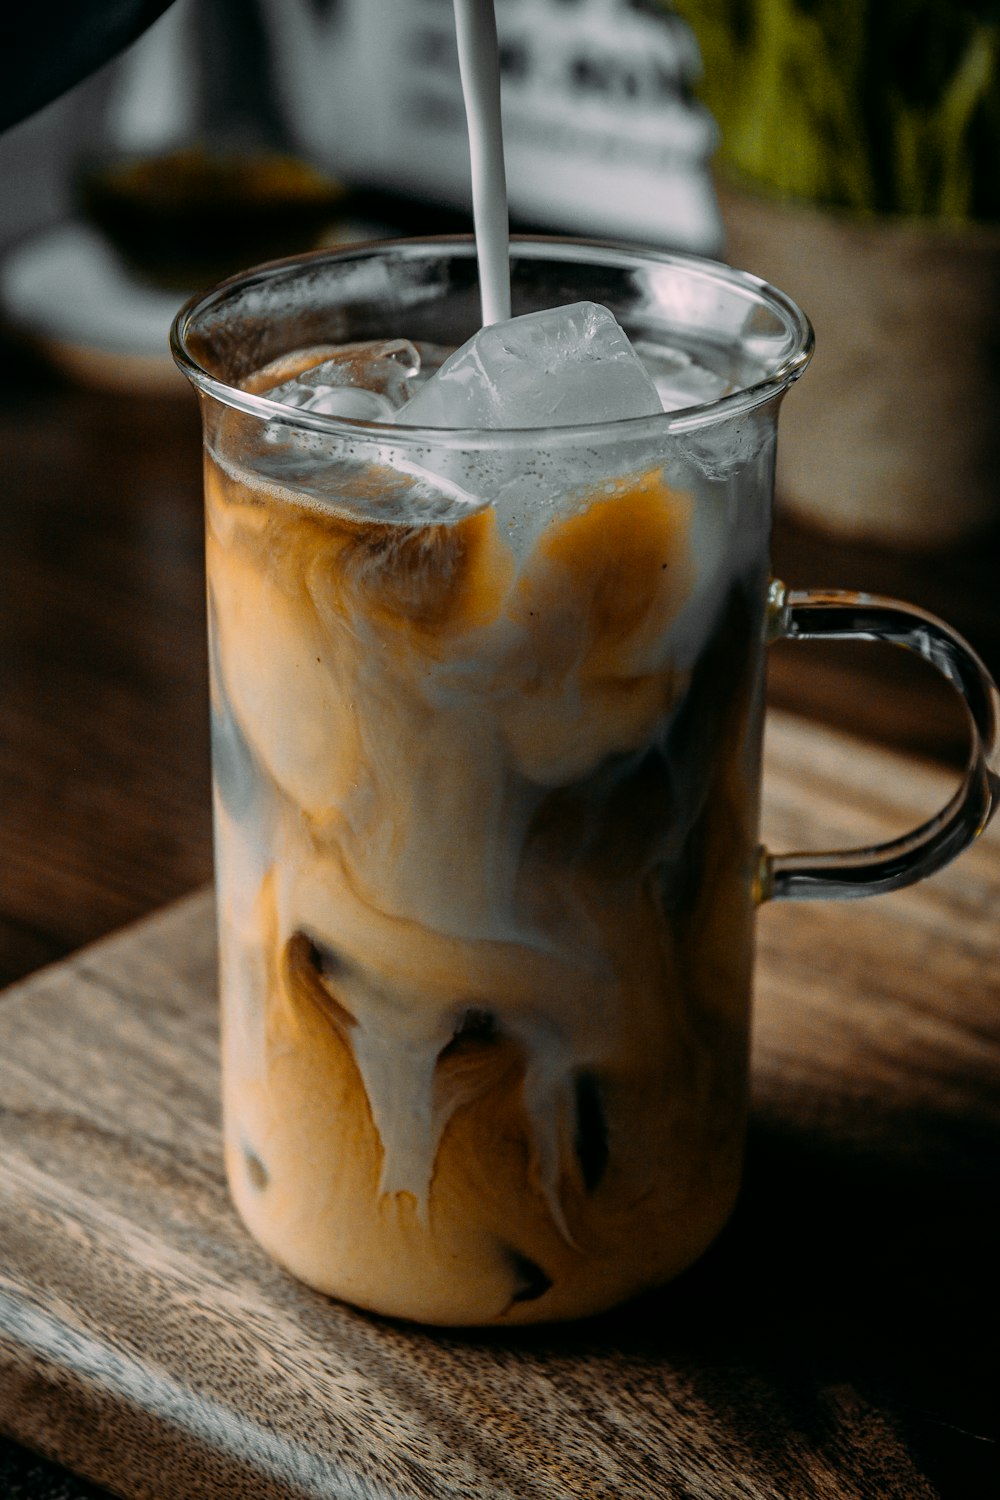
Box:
[2, 712, 998, 1500]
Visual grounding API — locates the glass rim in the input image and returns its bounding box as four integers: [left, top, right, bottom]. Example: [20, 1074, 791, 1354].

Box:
[169, 234, 814, 447]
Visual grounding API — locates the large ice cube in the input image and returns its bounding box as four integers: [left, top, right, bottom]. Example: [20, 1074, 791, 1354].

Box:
[396, 302, 663, 429]
[264, 339, 420, 430]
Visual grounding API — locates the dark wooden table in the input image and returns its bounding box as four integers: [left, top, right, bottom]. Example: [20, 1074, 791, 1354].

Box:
[1, 328, 998, 1499]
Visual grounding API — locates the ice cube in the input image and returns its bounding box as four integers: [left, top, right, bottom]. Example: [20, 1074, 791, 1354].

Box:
[263, 339, 420, 435]
[396, 302, 663, 429]
[632, 341, 730, 412]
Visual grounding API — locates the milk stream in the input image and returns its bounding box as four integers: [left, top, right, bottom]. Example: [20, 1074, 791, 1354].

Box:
[453, 0, 511, 326]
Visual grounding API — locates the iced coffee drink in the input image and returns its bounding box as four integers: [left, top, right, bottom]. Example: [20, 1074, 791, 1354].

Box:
[197, 275, 781, 1325]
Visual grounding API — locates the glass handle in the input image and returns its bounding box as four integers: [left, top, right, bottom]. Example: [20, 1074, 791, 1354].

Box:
[760, 583, 1000, 902]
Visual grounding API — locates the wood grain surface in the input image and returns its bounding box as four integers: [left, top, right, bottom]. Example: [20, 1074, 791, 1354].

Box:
[1, 712, 997, 1500]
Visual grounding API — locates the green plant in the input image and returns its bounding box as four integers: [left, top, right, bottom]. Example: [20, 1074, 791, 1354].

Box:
[669, 0, 1000, 220]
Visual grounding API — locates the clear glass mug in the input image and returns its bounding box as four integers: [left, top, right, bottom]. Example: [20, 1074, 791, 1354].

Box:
[171, 239, 1000, 1326]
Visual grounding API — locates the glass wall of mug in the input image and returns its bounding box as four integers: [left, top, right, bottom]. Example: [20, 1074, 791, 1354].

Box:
[172, 239, 814, 1325]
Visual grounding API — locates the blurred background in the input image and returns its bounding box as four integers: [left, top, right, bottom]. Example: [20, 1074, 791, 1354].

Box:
[2, 0, 997, 532]
[0, 0, 721, 390]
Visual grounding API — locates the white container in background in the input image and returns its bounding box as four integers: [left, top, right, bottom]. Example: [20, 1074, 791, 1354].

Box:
[263, 0, 722, 255]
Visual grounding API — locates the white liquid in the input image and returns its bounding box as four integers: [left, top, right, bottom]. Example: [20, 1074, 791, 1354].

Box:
[453, 0, 511, 326]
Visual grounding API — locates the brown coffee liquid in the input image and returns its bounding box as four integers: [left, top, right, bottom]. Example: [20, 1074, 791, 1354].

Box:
[206, 374, 763, 1324]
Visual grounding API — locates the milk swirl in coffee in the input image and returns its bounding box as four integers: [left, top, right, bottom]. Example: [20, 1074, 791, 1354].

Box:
[207, 0, 771, 1323]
